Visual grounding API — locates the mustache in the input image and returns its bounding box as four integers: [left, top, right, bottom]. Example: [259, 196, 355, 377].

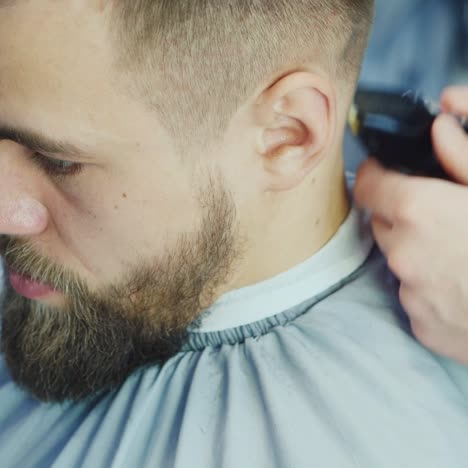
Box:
[0, 236, 84, 295]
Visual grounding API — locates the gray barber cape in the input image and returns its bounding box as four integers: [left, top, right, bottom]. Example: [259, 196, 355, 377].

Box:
[1, 203, 468, 468]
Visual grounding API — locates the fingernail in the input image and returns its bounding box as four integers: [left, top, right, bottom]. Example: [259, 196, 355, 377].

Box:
[438, 114, 460, 130]
[434, 114, 463, 146]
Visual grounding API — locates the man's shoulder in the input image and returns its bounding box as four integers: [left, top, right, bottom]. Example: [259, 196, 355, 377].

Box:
[294, 247, 468, 390]
[0, 249, 468, 468]
[296, 248, 410, 336]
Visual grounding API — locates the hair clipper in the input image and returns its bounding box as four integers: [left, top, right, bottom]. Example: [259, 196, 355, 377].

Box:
[348, 88, 468, 180]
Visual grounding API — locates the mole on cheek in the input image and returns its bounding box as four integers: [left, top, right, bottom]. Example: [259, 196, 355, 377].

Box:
[122, 193, 127, 199]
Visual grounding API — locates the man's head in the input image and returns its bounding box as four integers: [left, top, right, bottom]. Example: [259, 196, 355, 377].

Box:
[112, 0, 374, 149]
[0, 0, 374, 403]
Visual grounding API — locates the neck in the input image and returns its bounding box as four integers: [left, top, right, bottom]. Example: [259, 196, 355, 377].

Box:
[226, 154, 350, 293]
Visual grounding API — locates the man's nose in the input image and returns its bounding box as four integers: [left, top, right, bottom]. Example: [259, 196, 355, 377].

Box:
[0, 141, 48, 236]
[0, 196, 48, 235]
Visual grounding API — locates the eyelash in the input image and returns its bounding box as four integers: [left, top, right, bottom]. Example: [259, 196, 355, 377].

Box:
[31, 153, 84, 179]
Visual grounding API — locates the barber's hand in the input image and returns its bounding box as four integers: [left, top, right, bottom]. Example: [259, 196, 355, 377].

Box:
[354, 86, 468, 366]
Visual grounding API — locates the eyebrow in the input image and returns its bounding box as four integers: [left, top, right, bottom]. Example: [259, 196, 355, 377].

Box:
[0, 126, 88, 158]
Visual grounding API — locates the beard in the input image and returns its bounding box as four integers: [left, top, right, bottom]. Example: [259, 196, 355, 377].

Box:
[0, 178, 242, 403]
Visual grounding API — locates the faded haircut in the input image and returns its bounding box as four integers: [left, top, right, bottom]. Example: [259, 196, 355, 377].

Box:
[111, 1, 374, 151]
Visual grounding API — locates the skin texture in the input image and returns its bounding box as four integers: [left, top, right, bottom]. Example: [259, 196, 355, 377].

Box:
[0, 1, 351, 402]
[355, 86, 468, 366]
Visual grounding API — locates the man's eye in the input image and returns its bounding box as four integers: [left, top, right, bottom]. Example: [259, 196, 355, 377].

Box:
[31, 153, 83, 178]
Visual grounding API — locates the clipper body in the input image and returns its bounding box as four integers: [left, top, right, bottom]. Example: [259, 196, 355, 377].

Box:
[349, 89, 468, 180]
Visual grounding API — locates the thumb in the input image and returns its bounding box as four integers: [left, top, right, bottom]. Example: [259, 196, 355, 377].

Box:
[432, 114, 468, 185]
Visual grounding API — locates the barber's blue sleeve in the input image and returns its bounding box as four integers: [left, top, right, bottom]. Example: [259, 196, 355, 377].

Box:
[360, 0, 459, 98]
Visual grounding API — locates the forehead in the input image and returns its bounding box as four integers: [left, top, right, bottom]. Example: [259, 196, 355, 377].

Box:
[0, 2, 167, 154]
[0, 2, 112, 123]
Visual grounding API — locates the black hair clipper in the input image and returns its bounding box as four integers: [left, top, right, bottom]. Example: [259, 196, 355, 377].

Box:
[348, 88, 468, 180]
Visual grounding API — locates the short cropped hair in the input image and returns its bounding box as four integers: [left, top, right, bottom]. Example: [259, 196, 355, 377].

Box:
[111, 1, 374, 151]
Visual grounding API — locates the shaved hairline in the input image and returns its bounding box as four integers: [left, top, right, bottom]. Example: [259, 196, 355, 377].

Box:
[113, 1, 375, 151]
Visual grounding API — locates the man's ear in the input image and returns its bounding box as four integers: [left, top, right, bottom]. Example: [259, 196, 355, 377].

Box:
[255, 72, 336, 192]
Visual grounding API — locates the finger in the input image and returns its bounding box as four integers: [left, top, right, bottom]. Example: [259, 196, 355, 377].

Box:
[440, 86, 468, 115]
[400, 285, 443, 354]
[398, 284, 442, 339]
[432, 114, 468, 185]
[370, 216, 393, 256]
[399, 284, 424, 321]
[354, 159, 411, 224]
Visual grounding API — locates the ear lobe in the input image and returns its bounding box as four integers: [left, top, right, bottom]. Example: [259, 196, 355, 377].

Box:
[259, 85, 332, 191]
